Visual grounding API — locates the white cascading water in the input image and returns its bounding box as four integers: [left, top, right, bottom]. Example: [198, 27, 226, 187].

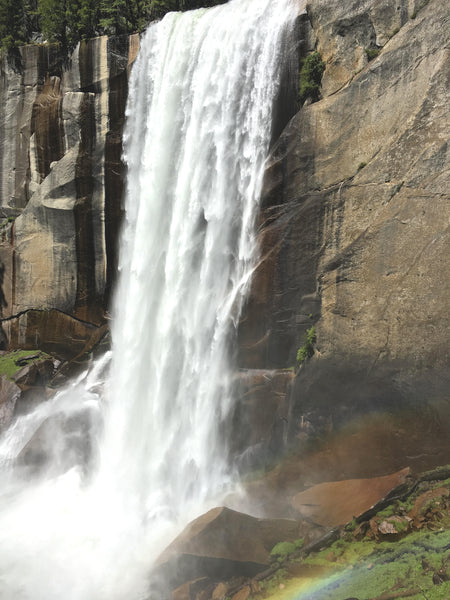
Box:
[0, 0, 297, 598]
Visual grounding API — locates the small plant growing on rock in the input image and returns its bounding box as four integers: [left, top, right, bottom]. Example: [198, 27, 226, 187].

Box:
[299, 51, 325, 105]
[365, 47, 380, 61]
[296, 326, 316, 366]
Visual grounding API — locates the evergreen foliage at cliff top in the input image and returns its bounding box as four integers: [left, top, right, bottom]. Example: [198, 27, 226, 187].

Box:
[0, 0, 225, 50]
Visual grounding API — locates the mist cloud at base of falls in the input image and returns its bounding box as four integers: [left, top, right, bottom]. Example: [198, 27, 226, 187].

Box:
[0, 0, 298, 597]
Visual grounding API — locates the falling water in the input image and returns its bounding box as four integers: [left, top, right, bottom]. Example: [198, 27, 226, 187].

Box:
[0, 0, 297, 598]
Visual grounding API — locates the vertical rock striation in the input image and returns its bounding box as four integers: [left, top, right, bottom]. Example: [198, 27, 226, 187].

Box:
[0, 35, 139, 344]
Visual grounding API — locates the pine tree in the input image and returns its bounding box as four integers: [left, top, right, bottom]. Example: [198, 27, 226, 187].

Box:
[65, 0, 81, 46]
[38, 0, 67, 45]
[78, 0, 99, 39]
[23, 0, 40, 42]
[0, 0, 25, 49]
[100, 0, 128, 35]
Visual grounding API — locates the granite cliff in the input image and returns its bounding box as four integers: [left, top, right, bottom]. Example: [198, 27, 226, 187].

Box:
[0, 0, 448, 464]
[0, 34, 139, 358]
[237, 0, 449, 468]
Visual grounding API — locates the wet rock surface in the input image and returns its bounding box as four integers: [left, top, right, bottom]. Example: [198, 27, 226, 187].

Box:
[290, 467, 411, 527]
[0, 374, 21, 430]
[154, 507, 310, 594]
[238, 0, 449, 434]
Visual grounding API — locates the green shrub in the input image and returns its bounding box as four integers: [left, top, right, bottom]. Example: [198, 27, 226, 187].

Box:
[299, 51, 325, 105]
[270, 539, 304, 560]
[357, 161, 367, 171]
[296, 326, 316, 365]
[365, 47, 380, 61]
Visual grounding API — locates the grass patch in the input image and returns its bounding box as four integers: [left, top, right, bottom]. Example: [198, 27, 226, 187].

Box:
[263, 530, 450, 600]
[0, 350, 51, 380]
[259, 474, 450, 600]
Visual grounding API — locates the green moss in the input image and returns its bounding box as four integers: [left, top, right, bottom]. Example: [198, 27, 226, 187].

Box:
[271, 541, 296, 558]
[365, 47, 380, 61]
[0, 216, 15, 229]
[260, 568, 289, 594]
[271, 539, 305, 560]
[392, 519, 409, 533]
[298, 531, 450, 600]
[263, 516, 450, 600]
[299, 51, 325, 105]
[0, 350, 51, 380]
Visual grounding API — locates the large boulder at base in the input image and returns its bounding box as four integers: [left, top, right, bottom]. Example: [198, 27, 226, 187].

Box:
[153, 507, 303, 593]
[291, 467, 411, 527]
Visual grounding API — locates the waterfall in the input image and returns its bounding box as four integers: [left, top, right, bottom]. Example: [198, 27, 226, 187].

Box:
[0, 0, 297, 598]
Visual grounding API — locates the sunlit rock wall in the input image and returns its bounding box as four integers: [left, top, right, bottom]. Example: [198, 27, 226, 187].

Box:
[238, 0, 449, 432]
[0, 35, 139, 339]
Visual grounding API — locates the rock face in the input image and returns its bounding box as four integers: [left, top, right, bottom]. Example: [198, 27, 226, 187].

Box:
[231, 369, 294, 471]
[291, 467, 411, 527]
[0, 0, 447, 470]
[238, 0, 449, 438]
[0, 34, 139, 335]
[0, 375, 21, 429]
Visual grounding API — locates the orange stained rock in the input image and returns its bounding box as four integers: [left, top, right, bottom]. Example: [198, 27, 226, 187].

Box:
[291, 467, 411, 527]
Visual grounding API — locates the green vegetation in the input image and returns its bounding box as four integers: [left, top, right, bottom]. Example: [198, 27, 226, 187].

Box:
[411, 0, 430, 18]
[271, 539, 304, 560]
[0, 349, 51, 379]
[365, 47, 380, 61]
[357, 161, 367, 171]
[0, 216, 16, 229]
[0, 0, 26, 49]
[296, 326, 315, 366]
[254, 472, 450, 600]
[0, 0, 226, 51]
[299, 51, 325, 105]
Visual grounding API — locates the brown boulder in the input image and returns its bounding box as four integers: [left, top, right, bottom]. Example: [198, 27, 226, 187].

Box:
[171, 578, 211, 600]
[11, 357, 57, 388]
[154, 507, 302, 593]
[291, 467, 410, 526]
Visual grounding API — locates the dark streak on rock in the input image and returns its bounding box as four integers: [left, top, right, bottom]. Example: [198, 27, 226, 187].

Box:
[104, 35, 129, 310]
